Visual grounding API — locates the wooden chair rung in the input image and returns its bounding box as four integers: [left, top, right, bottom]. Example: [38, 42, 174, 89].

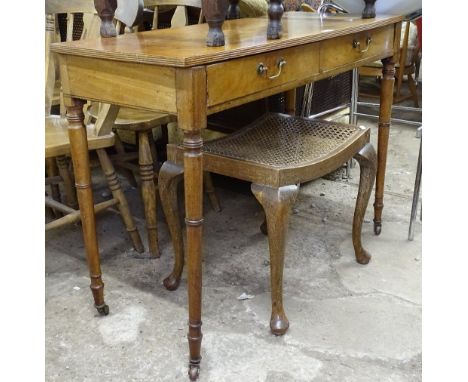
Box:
[45, 197, 119, 231]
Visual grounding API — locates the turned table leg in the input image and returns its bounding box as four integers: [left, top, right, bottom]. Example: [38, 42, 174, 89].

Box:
[65, 98, 108, 315]
[176, 67, 207, 381]
[374, 57, 395, 235]
[184, 130, 204, 381]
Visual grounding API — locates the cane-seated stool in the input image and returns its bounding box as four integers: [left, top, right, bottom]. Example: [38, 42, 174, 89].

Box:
[158, 112, 377, 335]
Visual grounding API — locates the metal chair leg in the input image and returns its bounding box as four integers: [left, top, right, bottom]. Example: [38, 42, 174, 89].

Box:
[408, 137, 422, 241]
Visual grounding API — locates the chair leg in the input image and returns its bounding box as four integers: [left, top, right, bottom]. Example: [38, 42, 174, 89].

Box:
[408, 139, 422, 241]
[251, 183, 299, 336]
[395, 67, 403, 101]
[353, 143, 377, 264]
[46, 157, 62, 217]
[159, 161, 185, 290]
[148, 129, 160, 174]
[407, 73, 420, 108]
[56, 155, 78, 209]
[96, 149, 144, 253]
[138, 130, 160, 257]
[113, 133, 138, 188]
[203, 172, 221, 212]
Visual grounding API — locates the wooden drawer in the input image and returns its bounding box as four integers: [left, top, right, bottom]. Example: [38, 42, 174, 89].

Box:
[207, 43, 320, 108]
[319, 25, 395, 74]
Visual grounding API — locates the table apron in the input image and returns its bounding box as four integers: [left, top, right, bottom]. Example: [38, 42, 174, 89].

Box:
[58, 54, 178, 114]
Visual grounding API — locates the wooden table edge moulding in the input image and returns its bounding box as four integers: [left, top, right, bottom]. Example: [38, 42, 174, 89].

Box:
[51, 6, 402, 380]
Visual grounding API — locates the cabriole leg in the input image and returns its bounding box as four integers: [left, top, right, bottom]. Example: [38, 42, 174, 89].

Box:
[251, 183, 299, 335]
[353, 143, 377, 264]
[158, 161, 185, 290]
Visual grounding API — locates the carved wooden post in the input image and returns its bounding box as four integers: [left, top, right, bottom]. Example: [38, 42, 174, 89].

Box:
[267, 0, 284, 40]
[227, 0, 240, 19]
[362, 0, 376, 19]
[202, 0, 229, 46]
[94, 0, 118, 37]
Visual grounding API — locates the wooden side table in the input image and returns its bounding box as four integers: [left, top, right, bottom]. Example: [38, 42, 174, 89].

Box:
[51, 12, 402, 380]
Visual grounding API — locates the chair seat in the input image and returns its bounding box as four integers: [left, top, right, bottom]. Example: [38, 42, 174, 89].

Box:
[87, 103, 176, 131]
[45, 115, 114, 158]
[168, 113, 369, 187]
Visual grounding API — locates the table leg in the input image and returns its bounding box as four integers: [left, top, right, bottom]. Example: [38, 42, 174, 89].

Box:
[184, 130, 204, 381]
[374, 57, 395, 235]
[66, 98, 108, 315]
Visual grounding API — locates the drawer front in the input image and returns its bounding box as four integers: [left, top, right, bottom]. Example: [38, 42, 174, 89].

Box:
[207, 43, 320, 108]
[319, 25, 395, 73]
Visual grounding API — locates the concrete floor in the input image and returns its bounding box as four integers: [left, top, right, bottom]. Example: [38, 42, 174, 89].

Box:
[45, 88, 422, 381]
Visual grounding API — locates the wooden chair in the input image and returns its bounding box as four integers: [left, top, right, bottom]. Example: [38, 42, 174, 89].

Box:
[45, 0, 145, 314]
[86, 0, 219, 258]
[359, 20, 420, 107]
[158, 112, 377, 335]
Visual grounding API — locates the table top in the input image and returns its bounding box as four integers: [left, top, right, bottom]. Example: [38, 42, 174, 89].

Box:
[51, 13, 402, 68]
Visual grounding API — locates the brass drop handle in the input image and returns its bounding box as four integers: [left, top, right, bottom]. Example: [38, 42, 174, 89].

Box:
[353, 36, 372, 53]
[257, 58, 287, 79]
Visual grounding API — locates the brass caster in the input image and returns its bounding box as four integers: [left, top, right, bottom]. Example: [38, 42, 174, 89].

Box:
[373, 221, 382, 235]
[188, 364, 200, 381]
[163, 274, 181, 291]
[270, 314, 289, 336]
[96, 304, 109, 316]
